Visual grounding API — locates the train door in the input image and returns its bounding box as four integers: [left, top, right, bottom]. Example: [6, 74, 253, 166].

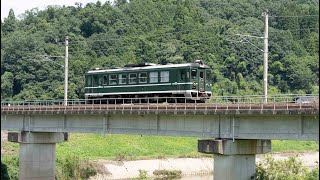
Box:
[198, 69, 205, 92]
[177, 68, 186, 91]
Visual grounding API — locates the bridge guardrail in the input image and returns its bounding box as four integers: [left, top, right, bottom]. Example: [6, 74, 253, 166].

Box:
[1, 94, 318, 113]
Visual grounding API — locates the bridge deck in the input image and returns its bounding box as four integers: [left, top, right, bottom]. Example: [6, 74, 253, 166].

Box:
[1, 103, 319, 115]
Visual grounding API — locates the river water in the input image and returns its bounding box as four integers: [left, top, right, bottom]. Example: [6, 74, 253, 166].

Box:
[180, 174, 213, 179]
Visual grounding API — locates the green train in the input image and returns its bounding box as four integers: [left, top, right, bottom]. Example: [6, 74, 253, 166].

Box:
[84, 60, 212, 103]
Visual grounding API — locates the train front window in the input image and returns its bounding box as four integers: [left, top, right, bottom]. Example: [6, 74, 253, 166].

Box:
[200, 71, 204, 79]
[191, 69, 197, 79]
[109, 74, 117, 85]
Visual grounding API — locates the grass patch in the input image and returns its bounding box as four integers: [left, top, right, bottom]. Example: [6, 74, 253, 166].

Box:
[56, 133, 204, 159]
[272, 140, 319, 152]
[2, 134, 319, 160]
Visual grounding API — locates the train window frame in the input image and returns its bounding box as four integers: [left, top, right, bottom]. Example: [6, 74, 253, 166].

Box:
[160, 71, 169, 82]
[139, 72, 147, 83]
[103, 75, 108, 85]
[109, 74, 117, 85]
[149, 72, 158, 83]
[191, 69, 197, 79]
[119, 74, 127, 84]
[129, 73, 137, 84]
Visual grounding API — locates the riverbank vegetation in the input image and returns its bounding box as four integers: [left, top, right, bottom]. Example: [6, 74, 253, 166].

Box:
[1, 133, 319, 179]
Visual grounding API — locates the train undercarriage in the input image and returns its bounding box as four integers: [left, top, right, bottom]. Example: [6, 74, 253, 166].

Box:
[85, 92, 211, 104]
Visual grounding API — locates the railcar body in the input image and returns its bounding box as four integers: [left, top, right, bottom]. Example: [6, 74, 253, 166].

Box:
[84, 60, 212, 103]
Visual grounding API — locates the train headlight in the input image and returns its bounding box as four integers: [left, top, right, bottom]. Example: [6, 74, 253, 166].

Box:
[192, 82, 196, 89]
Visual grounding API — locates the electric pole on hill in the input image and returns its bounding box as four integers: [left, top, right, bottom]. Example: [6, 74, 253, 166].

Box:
[64, 36, 69, 106]
[262, 11, 268, 103]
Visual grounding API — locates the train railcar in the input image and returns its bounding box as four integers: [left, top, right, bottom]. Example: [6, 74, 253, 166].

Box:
[84, 60, 212, 103]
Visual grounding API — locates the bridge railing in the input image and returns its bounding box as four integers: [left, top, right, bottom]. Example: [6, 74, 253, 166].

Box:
[1, 94, 318, 107]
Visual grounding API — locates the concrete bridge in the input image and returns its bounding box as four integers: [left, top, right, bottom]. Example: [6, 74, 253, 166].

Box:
[1, 95, 319, 180]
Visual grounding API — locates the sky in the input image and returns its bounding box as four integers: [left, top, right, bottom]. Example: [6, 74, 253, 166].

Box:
[1, 0, 110, 20]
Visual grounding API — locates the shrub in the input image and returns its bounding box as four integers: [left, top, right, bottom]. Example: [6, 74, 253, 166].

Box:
[256, 155, 319, 180]
[153, 169, 182, 180]
[56, 155, 96, 180]
[1, 156, 19, 180]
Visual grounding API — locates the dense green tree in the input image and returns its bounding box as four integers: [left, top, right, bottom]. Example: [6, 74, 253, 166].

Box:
[0, 0, 318, 100]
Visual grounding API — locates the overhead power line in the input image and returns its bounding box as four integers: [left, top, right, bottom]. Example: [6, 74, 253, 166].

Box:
[269, 14, 319, 18]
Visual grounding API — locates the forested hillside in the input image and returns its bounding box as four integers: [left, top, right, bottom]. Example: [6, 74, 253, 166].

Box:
[1, 0, 319, 100]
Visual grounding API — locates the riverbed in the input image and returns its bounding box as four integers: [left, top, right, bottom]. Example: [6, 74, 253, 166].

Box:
[89, 152, 319, 180]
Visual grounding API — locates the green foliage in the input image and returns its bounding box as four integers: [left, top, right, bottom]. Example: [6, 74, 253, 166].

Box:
[153, 169, 182, 180]
[1, 72, 14, 99]
[0, 0, 318, 100]
[305, 166, 319, 180]
[55, 155, 97, 180]
[137, 169, 148, 179]
[256, 155, 319, 180]
[1, 161, 10, 180]
[1, 156, 19, 180]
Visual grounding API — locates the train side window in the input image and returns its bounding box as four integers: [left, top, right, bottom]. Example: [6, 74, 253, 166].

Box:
[129, 73, 137, 84]
[149, 72, 158, 83]
[109, 74, 117, 85]
[103, 75, 108, 85]
[139, 72, 147, 83]
[119, 74, 127, 84]
[191, 69, 197, 79]
[160, 71, 169, 82]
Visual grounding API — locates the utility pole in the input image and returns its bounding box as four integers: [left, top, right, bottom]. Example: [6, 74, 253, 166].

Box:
[64, 36, 69, 106]
[262, 11, 268, 103]
[227, 11, 269, 103]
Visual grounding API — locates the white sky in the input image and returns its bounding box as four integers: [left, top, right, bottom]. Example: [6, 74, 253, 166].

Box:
[1, 0, 111, 20]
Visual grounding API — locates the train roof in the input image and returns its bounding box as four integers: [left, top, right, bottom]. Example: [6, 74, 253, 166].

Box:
[86, 60, 210, 74]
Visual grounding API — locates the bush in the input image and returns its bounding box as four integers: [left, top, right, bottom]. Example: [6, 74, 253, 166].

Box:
[56, 155, 96, 180]
[1, 156, 19, 180]
[256, 155, 319, 180]
[153, 169, 182, 180]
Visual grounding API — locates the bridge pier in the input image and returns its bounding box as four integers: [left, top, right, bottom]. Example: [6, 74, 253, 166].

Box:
[8, 132, 66, 180]
[198, 139, 271, 180]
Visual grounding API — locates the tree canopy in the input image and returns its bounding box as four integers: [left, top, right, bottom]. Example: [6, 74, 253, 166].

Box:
[1, 0, 319, 100]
